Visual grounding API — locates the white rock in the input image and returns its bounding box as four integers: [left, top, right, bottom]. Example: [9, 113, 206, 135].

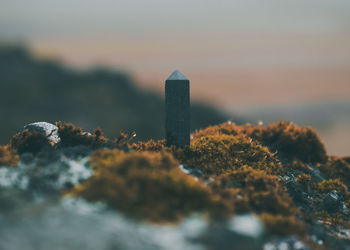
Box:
[227, 214, 264, 238]
[23, 122, 60, 144]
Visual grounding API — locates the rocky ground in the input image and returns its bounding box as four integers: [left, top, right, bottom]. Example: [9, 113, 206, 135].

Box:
[0, 121, 349, 250]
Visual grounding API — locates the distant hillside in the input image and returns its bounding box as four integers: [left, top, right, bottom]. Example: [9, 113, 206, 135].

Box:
[0, 46, 235, 143]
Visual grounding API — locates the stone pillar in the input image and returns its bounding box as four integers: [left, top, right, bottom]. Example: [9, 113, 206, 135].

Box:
[165, 70, 190, 148]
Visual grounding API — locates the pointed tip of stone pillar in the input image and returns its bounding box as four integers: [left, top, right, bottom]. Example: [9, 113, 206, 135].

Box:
[167, 70, 189, 81]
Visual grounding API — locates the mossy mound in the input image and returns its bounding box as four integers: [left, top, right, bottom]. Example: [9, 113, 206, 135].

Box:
[68, 149, 228, 222]
[9, 123, 112, 155]
[192, 121, 327, 164]
[56, 122, 108, 149]
[2, 121, 349, 247]
[0, 145, 19, 167]
[130, 139, 166, 152]
[10, 129, 53, 155]
[259, 213, 307, 236]
[314, 179, 349, 197]
[209, 166, 298, 216]
[318, 156, 350, 186]
[176, 134, 281, 176]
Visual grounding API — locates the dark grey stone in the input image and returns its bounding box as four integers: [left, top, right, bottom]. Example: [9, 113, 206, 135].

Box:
[201, 215, 264, 250]
[309, 166, 325, 183]
[165, 70, 190, 148]
[284, 176, 312, 208]
[19, 153, 35, 165]
[324, 190, 343, 213]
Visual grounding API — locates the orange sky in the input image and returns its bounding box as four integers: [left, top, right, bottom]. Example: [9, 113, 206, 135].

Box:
[30, 31, 350, 109]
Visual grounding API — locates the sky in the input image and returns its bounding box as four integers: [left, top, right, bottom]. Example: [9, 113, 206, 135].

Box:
[1, 0, 350, 154]
[1, 0, 349, 107]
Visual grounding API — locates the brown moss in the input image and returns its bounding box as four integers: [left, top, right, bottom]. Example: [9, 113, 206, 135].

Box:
[113, 131, 136, 149]
[192, 121, 327, 164]
[285, 161, 311, 173]
[6, 120, 347, 238]
[130, 139, 167, 152]
[0, 145, 19, 167]
[56, 122, 108, 149]
[260, 213, 307, 236]
[318, 156, 350, 185]
[295, 174, 312, 190]
[68, 149, 229, 222]
[10, 129, 52, 154]
[209, 166, 298, 216]
[175, 134, 281, 176]
[315, 210, 350, 231]
[314, 179, 349, 197]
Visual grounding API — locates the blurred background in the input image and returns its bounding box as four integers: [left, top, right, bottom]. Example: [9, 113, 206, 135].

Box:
[0, 0, 349, 156]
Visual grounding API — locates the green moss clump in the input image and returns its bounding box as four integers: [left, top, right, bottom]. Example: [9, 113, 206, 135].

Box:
[318, 156, 350, 186]
[0, 145, 19, 167]
[68, 149, 228, 222]
[260, 213, 307, 236]
[176, 134, 280, 176]
[209, 166, 297, 216]
[56, 122, 108, 149]
[192, 121, 327, 164]
[10, 129, 52, 154]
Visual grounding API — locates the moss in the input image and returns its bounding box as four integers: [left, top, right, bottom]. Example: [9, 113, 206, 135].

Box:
[0, 145, 19, 167]
[5, 120, 349, 241]
[314, 179, 349, 197]
[130, 139, 167, 152]
[260, 213, 307, 236]
[284, 161, 311, 174]
[56, 122, 108, 149]
[68, 149, 228, 222]
[295, 174, 312, 190]
[315, 210, 350, 231]
[113, 131, 137, 149]
[175, 134, 281, 176]
[10, 129, 52, 154]
[318, 156, 350, 186]
[209, 166, 298, 216]
[192, 121, 327, 164]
